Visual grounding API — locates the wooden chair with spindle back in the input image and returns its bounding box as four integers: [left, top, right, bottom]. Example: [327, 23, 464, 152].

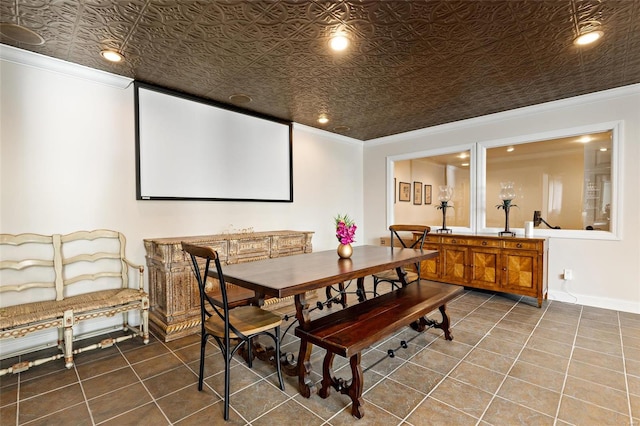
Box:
[372, 225, 430, 296]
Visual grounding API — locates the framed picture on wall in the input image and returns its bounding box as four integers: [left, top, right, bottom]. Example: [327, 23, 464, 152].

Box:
[413, 181, 422, 205]
[399, 182, 411, 202]
[424, 184, 432, 205]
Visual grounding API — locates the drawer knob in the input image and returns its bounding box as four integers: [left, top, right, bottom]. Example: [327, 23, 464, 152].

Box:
[516, 243, 523, 248]
[482, 241, 487, 246]
[451, 239, 457, 243]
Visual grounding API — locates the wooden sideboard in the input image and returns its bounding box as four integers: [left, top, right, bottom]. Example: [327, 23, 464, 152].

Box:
[144, 230, 314, 341]
[381, 233, 547, 307]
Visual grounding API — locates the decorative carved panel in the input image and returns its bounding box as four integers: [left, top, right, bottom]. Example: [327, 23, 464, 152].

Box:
[143, 230, 314, 341]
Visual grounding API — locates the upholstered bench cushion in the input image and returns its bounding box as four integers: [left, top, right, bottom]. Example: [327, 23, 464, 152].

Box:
[0, 289, 145, 329]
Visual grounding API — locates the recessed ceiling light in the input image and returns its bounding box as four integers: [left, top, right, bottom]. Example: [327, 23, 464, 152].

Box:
[0, 23, 44, 45]
[318, 114, 329, 124]
[100, 50, 123, 62]
[458, 153, 468, 159]
[599, 147, 608, 152]
[329, 33, 349, 51]
[574, 30, 603, 46]
[461, 163, 469, 167]
[333, 125, 351, 133]
[506, 146, 515, 152]
[228, 94, 252, 104]
[578, 136, 592, 143]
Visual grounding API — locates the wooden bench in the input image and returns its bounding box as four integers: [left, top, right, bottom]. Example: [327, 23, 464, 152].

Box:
[0, 230, 149, 375]
[295, 280, 463, 419]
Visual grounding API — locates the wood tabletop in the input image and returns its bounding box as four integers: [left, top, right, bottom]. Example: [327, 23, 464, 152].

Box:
[210, 245, 438, 299]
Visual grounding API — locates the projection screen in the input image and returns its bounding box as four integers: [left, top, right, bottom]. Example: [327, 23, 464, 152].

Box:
[134, 82, 293, 202]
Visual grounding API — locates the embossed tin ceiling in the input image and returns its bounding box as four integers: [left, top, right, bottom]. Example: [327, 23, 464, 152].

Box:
[1, 0, 639, 141]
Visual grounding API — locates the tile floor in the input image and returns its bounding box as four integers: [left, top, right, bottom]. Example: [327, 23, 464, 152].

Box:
[1, 285, 639, 425]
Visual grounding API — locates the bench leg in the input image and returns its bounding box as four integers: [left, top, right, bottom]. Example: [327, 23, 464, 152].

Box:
[438, 304, 453, 341]
[410, 304, 454, 341]
[319, 352, 335, 398]
[63, 326, 74, 368]
[296, 337, 314, 398]
[347, 353, 365, 419]
[318, 351, 364, 419]
[320, 352, 365, 418]
[63, 310, 74, 368]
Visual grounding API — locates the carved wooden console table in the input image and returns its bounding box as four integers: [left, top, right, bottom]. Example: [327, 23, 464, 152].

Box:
[144, 230, 314, 341]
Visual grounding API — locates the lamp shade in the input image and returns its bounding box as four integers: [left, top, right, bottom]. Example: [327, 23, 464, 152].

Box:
[438, 185, 453, 202]
[499, 182, 516, 201]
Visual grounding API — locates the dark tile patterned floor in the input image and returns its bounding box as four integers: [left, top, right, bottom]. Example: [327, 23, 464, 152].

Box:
[1, 285, 639, 425]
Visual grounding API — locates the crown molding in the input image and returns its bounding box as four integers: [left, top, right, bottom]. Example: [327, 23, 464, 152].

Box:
[0, 44, 132, 89]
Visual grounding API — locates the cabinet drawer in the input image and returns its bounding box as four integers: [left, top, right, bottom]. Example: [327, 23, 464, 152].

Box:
[503, 240, 540, 250]
[423, 235, 441, 243]
[172, 241, 228, 264]
[272, 234, 308, 256]
[442, 237, 468, 245]
[467, 238, 501, 248]
[229, 237, 271, 262]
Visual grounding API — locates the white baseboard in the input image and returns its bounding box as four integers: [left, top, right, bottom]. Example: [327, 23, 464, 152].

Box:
[548, 290, 640, 314]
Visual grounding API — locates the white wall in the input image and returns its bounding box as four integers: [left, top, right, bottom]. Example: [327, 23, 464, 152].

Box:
[1, 46, 638, 335]
[0, 52, 364, 258]
[363, 86, 640, 313]
[0, 50, 364, 356]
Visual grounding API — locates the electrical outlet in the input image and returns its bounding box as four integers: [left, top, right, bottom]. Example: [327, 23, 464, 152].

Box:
[563, 269, 573, 280]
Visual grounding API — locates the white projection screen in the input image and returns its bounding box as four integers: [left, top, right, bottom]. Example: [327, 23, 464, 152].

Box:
[135, 82, 293, 202]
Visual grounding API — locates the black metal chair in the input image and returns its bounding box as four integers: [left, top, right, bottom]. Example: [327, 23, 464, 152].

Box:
[372, 225, 430, 296]
[181, 242, 285, 420]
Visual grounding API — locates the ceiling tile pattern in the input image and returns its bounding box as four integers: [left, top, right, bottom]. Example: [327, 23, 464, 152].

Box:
[1, 0, 639, 140]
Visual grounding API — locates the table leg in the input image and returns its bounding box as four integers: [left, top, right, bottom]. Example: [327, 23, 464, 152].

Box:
[326, 282, 347, 308]
[395, 266, 409, 287]
[238, 290, 297, 374]
[293, 292, 314, 397]
[397, 267, 426, 331]
[241, 290, 317, 386]
[356, 277, 366, 302]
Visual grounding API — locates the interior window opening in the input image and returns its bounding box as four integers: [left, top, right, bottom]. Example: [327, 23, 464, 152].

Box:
[387, 125, 617, 239]
[485, 131, 613, 232]
[393, 150, 471, 230]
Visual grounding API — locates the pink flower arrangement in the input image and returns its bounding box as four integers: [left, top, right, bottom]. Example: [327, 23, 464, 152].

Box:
[335, 214, 357, 245]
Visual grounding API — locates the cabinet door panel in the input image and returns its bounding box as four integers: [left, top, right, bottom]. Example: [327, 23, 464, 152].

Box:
[502, 250, 538, 294]
[442, 246, 467, 284]
[470, 248, 501, 288]
[419, 243, 441, 279]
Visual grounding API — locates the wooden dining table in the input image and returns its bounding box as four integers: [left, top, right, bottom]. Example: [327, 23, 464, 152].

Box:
[208, 244, 439, 397]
